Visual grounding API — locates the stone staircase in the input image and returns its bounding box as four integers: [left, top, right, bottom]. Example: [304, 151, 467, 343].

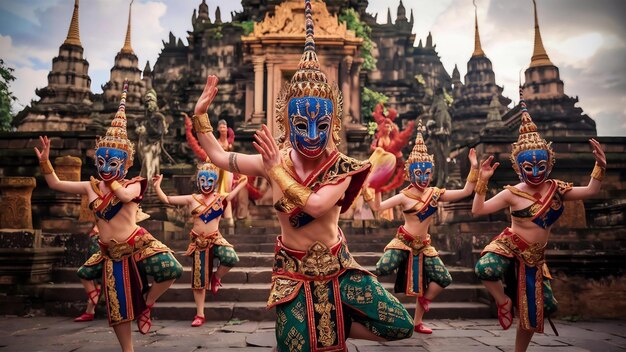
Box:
[36, 205, 492, 322]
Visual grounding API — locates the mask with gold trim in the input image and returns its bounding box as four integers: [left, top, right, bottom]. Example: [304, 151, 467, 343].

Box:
[510, 87, 554, 186]
[405, 121, 434, 191]
[95, 81, 134, 181]
[275, 0, 343, 155]
[197, 163, 219, 195]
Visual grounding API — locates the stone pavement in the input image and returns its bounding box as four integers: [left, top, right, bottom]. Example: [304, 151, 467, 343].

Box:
[0, 316, 624, 351]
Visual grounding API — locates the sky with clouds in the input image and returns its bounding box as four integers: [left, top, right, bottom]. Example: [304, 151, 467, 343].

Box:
[0, 0, 624, 136]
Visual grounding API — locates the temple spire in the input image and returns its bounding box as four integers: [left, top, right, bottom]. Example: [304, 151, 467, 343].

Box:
[63, 0, 81, 46]
[529, 0, 553, 67]
[472, 0, 485, 57]
[121, 0, 134, 54]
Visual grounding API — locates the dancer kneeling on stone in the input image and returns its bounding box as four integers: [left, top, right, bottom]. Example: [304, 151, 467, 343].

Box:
[35, 82, 183, 352]
[364, 121, 479, 334]
[472, 89, 606, 352]
[152, 115, 245, 327]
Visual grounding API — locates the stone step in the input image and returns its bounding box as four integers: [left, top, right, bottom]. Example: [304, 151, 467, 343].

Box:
[168, 251, 458, 268]
[52, 265, 479, 285]
[43, 300, 492, 322]
[38, 281, 486, 305]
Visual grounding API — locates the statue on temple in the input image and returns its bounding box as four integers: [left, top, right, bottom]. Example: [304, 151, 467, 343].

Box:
[34, 82, 182, 350]
[426, 90, 452, 188]
[190, 1, 414, 349]
[473, 88, 606, 351]
[136, 89, 168, 183]
[363, 121, 479, 334]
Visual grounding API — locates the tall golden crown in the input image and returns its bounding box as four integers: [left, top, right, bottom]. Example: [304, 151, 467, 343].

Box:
[95, 80, 135, 169]
[404, 120, 434, 178]
[510, 86, 554, 173]
[275, 0, 343, 146]
[197, 162, 219, 173]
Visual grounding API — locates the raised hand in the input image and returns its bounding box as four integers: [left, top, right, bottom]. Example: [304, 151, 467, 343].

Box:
[34, 136, 51, 161]
[479, 156, 500, 180]
[152, 174, 163, 189]
[252, 125, 281, 172]
[590, 138, 606, 168]
[194, 75, 219, 116]
[468, 148, 478, 169]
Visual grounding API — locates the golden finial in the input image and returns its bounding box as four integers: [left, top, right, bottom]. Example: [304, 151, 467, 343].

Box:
[63, 0, 81, 46]
[121, 0, 134, 54]
[529, 0, 553, 67]
[472, 0, 485, 57]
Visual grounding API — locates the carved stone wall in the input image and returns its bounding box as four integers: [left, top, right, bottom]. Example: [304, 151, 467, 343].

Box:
[0, 177, 36, 230]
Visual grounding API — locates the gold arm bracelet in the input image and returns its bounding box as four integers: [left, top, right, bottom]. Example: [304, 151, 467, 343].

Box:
[39, 159, 54, 175]
[192, 113, 213, 134]
[268, 165, 312, 208]
[362, 187, 374, 202]
[591, 163, 605, 181]
[109, 180, 123, 192]
[475, 178, 488, 196]
[467, 168, 479, 183]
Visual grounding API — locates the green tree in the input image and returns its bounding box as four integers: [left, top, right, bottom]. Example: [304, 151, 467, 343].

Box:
[339, 9, 376, 71]
[361, 87, 388, 123]
[0, 59, 17, 132]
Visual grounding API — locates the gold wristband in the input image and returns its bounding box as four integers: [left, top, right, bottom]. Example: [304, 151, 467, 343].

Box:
[362, 187, 374, 202]
[467, 168, 479, 183]
[192, 113, 213, 134]
[39, 159, 54, 175]
[268, 165, 312, 208]
[109, 180, 123, 192]
[475, 178, 488, 196]
[591, 163, 605, 181]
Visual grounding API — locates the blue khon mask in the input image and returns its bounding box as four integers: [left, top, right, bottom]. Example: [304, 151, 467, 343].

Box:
[197, 170, 219, 195]
[516, 149, 550, 186]
[288, 96, 333, 159]
[95, 147, 128, 182]
[409, 161, 433, 191]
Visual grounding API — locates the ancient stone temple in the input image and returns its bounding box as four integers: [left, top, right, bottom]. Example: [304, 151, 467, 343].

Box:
[450, 6, 510, 146]
[98, 1, 146, 118]
[365, 1, 452, 121]
[241, 0, 363, 134]
[14, 0, 93, 132]
[520, 0, 596, 137]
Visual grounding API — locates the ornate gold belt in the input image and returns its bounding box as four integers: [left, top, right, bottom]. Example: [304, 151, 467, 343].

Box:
[273, 236, 354, 280]
[190, 230, 220, 250]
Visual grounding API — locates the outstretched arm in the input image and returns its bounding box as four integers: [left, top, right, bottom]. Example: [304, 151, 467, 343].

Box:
[193, 75, 265, 177]
[152, 174, 191, 206]
[472, 156, 510, 216]
[225, 175, 249, 202]
[563, 139, 606, 201]
[441, 148, 479, 202]
[34, 136, 90, 195]
[366, 188, 404, 212]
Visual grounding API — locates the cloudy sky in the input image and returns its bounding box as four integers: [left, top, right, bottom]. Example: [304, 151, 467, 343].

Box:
[1, 0, 624, 135]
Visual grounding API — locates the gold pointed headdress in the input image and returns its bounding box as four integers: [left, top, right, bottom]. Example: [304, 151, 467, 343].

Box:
[275, 0, 343, 146]
[510, 86, 554, 173]
[405, 120, 434, 178]
[95, 80, 135, 169]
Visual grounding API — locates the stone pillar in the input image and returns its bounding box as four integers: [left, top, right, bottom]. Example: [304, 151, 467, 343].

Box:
[350, 63, 363, 124]
[0, 177, 36, 229]
[341, 57, 353, 125]
[266, 61, 276, 135]
[50, 156, 82, 219]
[251, 56, 266, 125]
